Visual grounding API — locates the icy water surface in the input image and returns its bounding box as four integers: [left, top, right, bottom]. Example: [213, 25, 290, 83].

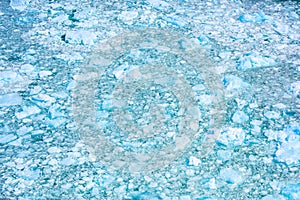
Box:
[0, 0, 300, 199]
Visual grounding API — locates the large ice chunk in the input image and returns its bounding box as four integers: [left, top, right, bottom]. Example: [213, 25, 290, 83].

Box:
[232, 111, 249, 124]
[237, 52, 276, 70]
[0, 93, 22, 107]
[10, 0, 30, 11]
[0, 134, 17, 144]
[223, 75, 250, 92]
[217, 127, 245, 146]
[290, 81, 300, 98]
[238, 12, 267, 23]
[281, 183, 300, 200]
[65, 30, 97, 45]
[15, 105, 41, 119]
[219, 168, 243, 185]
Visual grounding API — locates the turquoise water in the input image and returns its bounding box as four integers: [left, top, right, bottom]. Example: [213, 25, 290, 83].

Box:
[0, 0, 299, 199]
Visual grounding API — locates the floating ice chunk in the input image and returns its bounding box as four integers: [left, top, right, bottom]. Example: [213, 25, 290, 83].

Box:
[147, 0, 170, 9]
[17, 126, 33, 136]
[0, 93, 22, 107]
[217, 150, 232, 161]
[262, 195, 286, 200]
[238, 12, 267, 23]
[165, 16, 188, 27]
[264, 111, 280, 119]
[131, 192, 162, 200]
[0, 134, 17, 144]
[31, 93, 56, 107]
[232, 111, 249, 123]
[0, 71, 30, 93]
[46, 117, 67, 128]
[48, 146, 61, 154]
[119, 11, 138, 25]
[61, 157, 76, 166]
[39, 70, 52, 78]
[264, 130, 288, 142]
[197, 36, 210, 46]
[290, 81, 300, 98]
[223, 75, 250, 91]
[275, 137, 300, 166]
[20, 64, 35, 74]
[10, 0, 30, 11]
[15, 105, 41, 119]
[281, 183, 300, 200]
[237, 52, 276, 70]
[188, 156, 201, 166]
[18, 168, 40, 180]
[219, 168, 243, 185]
[217, 128, 245, 146]
[65, 30, 97, 45]
[273, 22, 289, 35]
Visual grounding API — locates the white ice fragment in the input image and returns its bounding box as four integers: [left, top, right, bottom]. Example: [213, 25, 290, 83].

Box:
[217, 127, 245, 146]
[232, 111, 249, 123]
[17, 126, 33, 136]
[20, 64, 35, 74]
[223, 75, 250, 91]
[0, 134, 17, 144]
[61, 157, 76, 166]
[46, 117, 67, 128]
[65, 30, 97, 45]
[217, 150, 232, 161]
[290, 81, 300, 98]
[238, 12, 267, 23]
[264, 111, 280, 119]
[10, 0, 30, 11]
[15, 105, 41, 119]
[281, 183, 300, 200]
[119, 11, 138, 25]
[0, 93, 22, 107]
[188, 156, 201, 166]
[237, 52, 276, 70]
[262, 195, 285, 200]
[220, 168, 243, 185]
[48, 146, 61, 154]
[39, 70, 52, 78]
[276, 138, 300, 166]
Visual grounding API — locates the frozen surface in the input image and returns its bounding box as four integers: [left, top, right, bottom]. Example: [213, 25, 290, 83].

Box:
[0, 0, 299, 199]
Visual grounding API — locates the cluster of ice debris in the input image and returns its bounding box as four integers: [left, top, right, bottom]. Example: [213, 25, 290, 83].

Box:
[0, 0, 299, 199]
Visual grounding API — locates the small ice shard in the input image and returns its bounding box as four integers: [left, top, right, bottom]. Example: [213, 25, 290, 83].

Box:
[10, 0, 30, 11]
[238, 12, 267, 23]
[223, 75, 250, 91]
[188, 156, 201, 166]
[119, 11, 138, 25]
[197, 36, 209, 46]
[232, 111, 249, 123]
[17, 126, 33, 136]
[0, 134, 17, 144]
[237, 52, 276, 70]
[47, 146, 61, 154]
[15, 105, 41, 119]
[65, 30, 97, 45]
[219, 168, 243, 185]
[0, 93, 22, 107]
[264, 111, 280, 119]
[39, 70, 52, 78]
[290, 81, 300, 98]
[217, 127, 245, 146]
